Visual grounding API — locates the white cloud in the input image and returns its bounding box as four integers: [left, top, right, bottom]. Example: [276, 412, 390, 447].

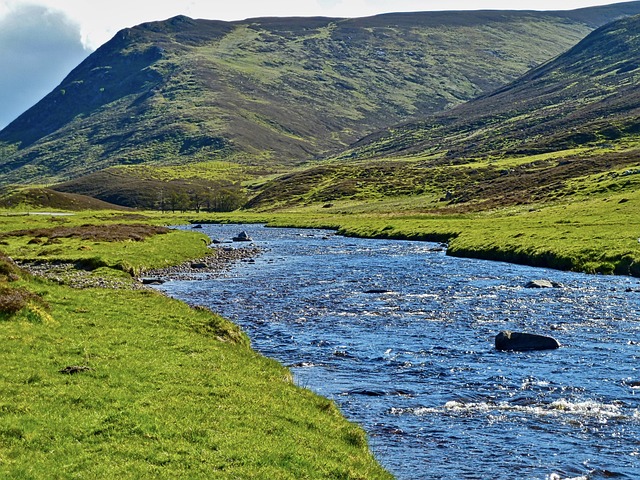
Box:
[0, 2, 90, 128]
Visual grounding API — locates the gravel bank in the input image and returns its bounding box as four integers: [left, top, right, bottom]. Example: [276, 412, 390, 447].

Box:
[141, 246, 262, 281]
[17, 246, 262, 289]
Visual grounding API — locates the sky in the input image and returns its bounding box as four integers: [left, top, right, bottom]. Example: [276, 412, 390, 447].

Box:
[0, 0, 625, 129]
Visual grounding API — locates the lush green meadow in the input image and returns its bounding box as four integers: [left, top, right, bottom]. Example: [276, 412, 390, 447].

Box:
[0, 212, 391, 479]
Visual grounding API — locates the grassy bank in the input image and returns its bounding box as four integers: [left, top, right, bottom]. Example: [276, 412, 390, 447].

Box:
[199, 185, 640, 277]
[0, 212, 392, 479]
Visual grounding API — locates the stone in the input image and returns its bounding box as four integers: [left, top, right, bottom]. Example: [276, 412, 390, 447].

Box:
[59, 365, 92, 374]
[525, 279, 562, 288]
[495, 330, 560, 352]
[232, 231, 252, 242]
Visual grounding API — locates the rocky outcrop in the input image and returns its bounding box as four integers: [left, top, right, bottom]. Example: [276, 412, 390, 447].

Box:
[495, 330, 560, 351]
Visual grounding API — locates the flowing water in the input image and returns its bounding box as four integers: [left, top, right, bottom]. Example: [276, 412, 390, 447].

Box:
[156, 224, 640, 479]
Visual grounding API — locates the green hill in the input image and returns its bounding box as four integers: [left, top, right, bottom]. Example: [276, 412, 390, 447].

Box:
[3, 3, 640, 187]
[247, 13, 640, 211]
[340, 13, 640, 161]
[0, 187, 129, 211]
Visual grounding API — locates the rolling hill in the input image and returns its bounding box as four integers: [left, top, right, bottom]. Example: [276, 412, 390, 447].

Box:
[2, 3, 640, 188]
[246, 13, 640, 211]
[339, 12, 640, 161]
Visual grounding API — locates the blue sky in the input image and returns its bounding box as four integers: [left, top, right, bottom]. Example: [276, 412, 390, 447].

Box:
[0, 0, 625, 128]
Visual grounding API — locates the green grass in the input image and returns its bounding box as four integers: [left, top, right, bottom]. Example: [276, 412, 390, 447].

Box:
[200, 179, 640, 277]
[0, 213, 391, 479]
[1, 283, 389, 478]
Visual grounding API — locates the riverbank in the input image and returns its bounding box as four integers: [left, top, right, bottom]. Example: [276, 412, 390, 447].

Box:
[1, 194, 638, 476]
[0, 212, 392, 479]
[197, 188, 640, 278]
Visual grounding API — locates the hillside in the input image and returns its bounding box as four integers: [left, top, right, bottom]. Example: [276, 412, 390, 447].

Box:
[340, 12, 640, 161]
[2, 3, 640, 187]
[247, 13, 640, 211]
[0, 187, 129, 211]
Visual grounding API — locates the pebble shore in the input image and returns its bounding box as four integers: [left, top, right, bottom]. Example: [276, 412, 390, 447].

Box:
[17, 245, 262, 289]
[142, 246, 262, 281]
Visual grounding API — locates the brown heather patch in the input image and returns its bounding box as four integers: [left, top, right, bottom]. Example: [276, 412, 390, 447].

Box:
[0, 224, 170, 243]
[429, 151, 640, 214]
[0, 252, 22, 282]
[0, 285, 45, 315]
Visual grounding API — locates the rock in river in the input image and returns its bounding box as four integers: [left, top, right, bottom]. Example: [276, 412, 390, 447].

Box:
[232, 231, 252, 242]
[495, 330, 560, 352]
[525, 279, 563, 289]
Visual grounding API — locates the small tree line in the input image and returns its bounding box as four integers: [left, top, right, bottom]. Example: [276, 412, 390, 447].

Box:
[157, 187, 246, 213]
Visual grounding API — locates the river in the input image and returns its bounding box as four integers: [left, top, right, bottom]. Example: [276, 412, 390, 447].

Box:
[156, 224, 640, 479]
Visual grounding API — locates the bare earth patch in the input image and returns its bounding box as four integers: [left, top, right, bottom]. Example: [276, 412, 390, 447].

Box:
[0, 224, 170, 242]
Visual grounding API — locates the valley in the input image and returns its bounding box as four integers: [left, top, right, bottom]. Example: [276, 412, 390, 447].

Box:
[2, 3, 640, 478]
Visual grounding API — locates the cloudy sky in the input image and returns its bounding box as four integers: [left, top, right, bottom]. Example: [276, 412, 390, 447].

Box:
[0, 0, 623, 129]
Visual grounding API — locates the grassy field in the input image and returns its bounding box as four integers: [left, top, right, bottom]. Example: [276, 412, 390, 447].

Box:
[0, 212, 392, 479]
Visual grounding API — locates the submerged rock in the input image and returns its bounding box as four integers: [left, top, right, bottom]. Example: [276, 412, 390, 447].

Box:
[495, 330, 560, 352]
[364, 289, 392, 294]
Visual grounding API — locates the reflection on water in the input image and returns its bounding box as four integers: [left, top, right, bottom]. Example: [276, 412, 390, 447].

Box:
[157, 225, 640, 479]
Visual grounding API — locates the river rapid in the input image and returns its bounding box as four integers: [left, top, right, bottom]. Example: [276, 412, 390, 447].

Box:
[156, 224, 640, 479]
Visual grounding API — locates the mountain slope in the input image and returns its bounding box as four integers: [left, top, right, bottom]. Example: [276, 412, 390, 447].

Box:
[3, 4, 640, 185]
[341, 13, 640, 161]
[247, 13, 640, 211]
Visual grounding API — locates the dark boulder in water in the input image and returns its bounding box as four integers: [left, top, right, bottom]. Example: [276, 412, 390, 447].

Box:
[495, 330, 560, 351]
[232, 231, 252, 242]
[364, 289, 391, 294]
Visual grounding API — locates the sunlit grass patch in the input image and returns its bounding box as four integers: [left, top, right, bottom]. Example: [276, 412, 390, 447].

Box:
[0, 217, 391, 478]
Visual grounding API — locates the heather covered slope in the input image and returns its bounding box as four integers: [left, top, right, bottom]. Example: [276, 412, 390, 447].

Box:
[3, 4, 640, 185]
[341, 13, 640, 161]
[247, 13, 640, 211]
